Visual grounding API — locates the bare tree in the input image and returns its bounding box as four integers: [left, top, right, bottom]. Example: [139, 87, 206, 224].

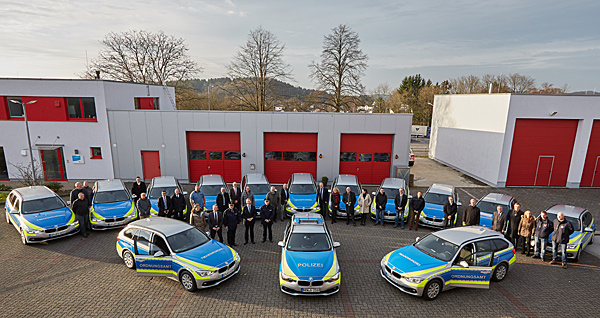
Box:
[9, 160, 43, 186]
[309, 24, 368, 112]
[449, 75, 484, 94]
[508, 73, 535, 93]
[226, 26, 292, 111]
[531, 82, 569, 94]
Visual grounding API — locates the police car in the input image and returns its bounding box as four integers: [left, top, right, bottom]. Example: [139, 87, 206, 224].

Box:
[116, 217, 240, 292]
[370, 178, 411, 223]
[90, 179, 137, 229]
[147, 176, 188, 216]
[420, 184, 461, 228]
[285, 173, 319, 216]
[278, 213, 341, 296]
[5, 186, 79, 244]
[475, 193, 516, 229]
[197, 174, 227, 212]
[543, 205, 595, 261]
[242, 173, 271, 217]
[329, 174, 361, 220]
[381, 226, 515, 300]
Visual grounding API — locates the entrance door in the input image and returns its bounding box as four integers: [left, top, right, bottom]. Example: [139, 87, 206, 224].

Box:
[141, 151, 161, 180]
[207, 151, 225, 176]
[534, 156, 554, 186]
[592, 157, 600, 187]
[41, 148, 67, 181]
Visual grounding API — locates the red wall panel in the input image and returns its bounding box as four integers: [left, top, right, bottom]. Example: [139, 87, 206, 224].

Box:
[264, 133, 318, 183]
[339, 134, 393, 184]
[187, 132, 241, 183]
[0, 97, 8, 120]
[580, 120, 600, 187]
[506, 119, 578, 187]
[22, 97, 68, 121]
[138, 98, 155, 110]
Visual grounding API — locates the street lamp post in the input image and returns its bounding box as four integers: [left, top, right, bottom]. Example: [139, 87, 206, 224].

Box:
[10, 99, 37, 185]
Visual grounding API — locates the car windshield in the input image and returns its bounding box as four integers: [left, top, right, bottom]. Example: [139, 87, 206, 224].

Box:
[149, 187, 178, 199]
[166, 227, 210, 253]
[336, 184, 359, 195]
[287, 233, 331, 252]
[414, 234, 459, 262]
[200, 185, 223, 196]
[424, 192, 449, 205]
[248, 184, 270, 194]
[290, 183, 316, 195]
[476, 201, 509, 214]
[21, 196, 66, 214]
[545, 213, 581, 231]
[381, 187, 402, 198]
[94, 190, 130, 204]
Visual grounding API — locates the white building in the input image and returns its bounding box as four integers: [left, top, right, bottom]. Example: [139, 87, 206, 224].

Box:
[430, 94, 600, 188]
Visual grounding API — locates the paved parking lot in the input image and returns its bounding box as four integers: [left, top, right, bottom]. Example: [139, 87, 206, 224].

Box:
[1, 185, 599, 318]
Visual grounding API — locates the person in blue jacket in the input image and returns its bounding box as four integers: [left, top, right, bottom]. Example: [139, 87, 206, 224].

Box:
[261, 199, 275, 243]
[224, 203, 241, 246]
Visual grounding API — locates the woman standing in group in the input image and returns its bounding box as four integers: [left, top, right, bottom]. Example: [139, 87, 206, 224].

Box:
[190, 203, 207, 233]
[330, 188, 340, 224]
[518, 210, 536, 256]
[357, 188, 372, 226]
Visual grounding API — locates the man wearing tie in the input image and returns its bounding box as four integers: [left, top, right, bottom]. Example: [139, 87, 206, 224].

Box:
[216, 187, 230, 212]
[208, 204, 224, 242]
[261, 199, 275, 243]
[242, 198, 257, 244]
[158, 190, 172, 217]
[171, 188, 186, 221]
[229, 182, 242, 211]
[492, 205, 509, 235]
[131, 176, 147, 204]
[316, 182, 329, 220]
[442, 195, 458, 229]
[280, 184, 289, 221]
[342, 187, 357, 226]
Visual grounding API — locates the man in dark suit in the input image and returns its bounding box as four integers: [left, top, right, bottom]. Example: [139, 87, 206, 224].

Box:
[316, 182, 329, 220]
[394, 188, 408, 229]
[342, 187, 357, 226]
[280, 184, 289, 221]
[261, 199, 275, 242]
[223, 203, 241, 246]
[158, 190, 172, 217]
[207, 204, 224, 242]
[492, 205, 509, 235]
[171, 188, 186, 221]
[242, 198, 257, 244]
[216, 187, 230, 212]
[229, 182, 242, 211]
[131, 176, 147, 203]
[463, 199, 480, 226]
[443, 196, 458, 228]
[410, 191, 425, 231]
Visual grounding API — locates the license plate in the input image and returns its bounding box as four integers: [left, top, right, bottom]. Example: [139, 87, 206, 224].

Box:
[48, 234, 52, 237]
[426, 220, 432, 225]
[222, 274, 225, 278]
[107, 223, 111, 227]
[302, 288, 320, 293]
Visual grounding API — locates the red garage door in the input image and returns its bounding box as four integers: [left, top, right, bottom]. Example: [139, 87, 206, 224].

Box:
[187, 132, 241, 183]
[581, 120, 600, 187]
[264, 133, 317, 183]
[339, 134, 393, 185]
[506, 119, 578, 186]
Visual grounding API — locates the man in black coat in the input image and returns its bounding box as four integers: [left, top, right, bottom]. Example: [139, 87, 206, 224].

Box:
[131, 176, 147, 203]
[492, 206, 509, 234]
[550, 212, 575, 268]
[394, 188, 408, 229]
[171, 188, 186, 221]
[343, 187, 357, 226]
[280, 184, 289, 221]
[242, 198, 257, 244]
[443, 196, 458, 228]
[463, 199, 480, 226]
[207, 205, 224, 242]
[216, 187, 230, 212]
[157, 190, 172, 217]
[533, 210, 554, 261]
[229, 182, 242, 211]
[316, 182, 329, 220]
[374, 188, 387, 226]
[70, 182, 91, 207]
[261, 199, 275, 242]
[409, 191, 425, 231]
[508, 203, 524, 250]
[72, 192, 90, 237]
[223, 203, 241, 246]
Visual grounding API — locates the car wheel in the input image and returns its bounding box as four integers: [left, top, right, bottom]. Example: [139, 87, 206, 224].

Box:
[20, 229, 28, 245]
[122, 250, 135, 269]
[492, 263, 508, 282]
[180, 271, 197, 292]
[422, 279, 442, 300]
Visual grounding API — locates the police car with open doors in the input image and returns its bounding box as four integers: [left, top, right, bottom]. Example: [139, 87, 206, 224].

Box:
[279, 213, 341, 296]
[90, 179, 137, 229]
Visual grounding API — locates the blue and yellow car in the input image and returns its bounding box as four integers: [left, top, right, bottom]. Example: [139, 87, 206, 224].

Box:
[285, 173, 319, 216]
[90, 179, 137, 229]
[420, 184, 461, 228]
[543, 205, 595, 261]
[147, 176, 188, 216]
[197, 174, 227, 212]
[381, 226, 515, 300]
[329, 174, 361, 220]
[370, 178, 410, 222]
[5, 186, 79, 244]
[475, 193, 516, 229]
[116, 217, 240, 292]
[279, 213, 341, 296]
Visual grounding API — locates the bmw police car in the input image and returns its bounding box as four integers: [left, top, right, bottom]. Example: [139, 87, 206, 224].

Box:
[370, 178, 411, 222]
[329, 174, 361, 219]
[543, 205, 595, 261]
[197, 174, 227, 212]
[285, 173, 319, 216]
[90, 179, 137, 229]
[116, 217, 240, 292]
[381, 226, 515, 300]
[279, 213, 341, 296]
[5, 186, 79, 244]
[147, 176, 188, 217]
[420, 184, 461, 228]
[475, 193, 516, 229]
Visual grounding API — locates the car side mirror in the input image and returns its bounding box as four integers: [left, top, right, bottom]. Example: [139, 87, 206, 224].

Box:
[66, 201, 71, 205]
[277, 241, 285, 247]
[10, 209, 19, 214]
[457, 202, 462, 206]
[154, 251, 165, 257]
[333, 242, 341, 248]
[584, 227, 594, 232]
[183, 191, 188, 195]
[408, 195, 413, 199]
[371, 192, 376, 196]
[459, 260, 469, 268]
[415, 237, 420, 242]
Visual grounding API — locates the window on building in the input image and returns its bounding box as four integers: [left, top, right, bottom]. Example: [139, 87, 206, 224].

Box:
[374, 153, 391, 162]
[189, 150, 206, 160]
[224, 151, 241, 160]
[265, 151, 282, 161]
[90, 147, 102, 159]
[299, 152, 317, 161]
[135, 97, 159, 110]
[7, 97, 23, 117]
[358, 153, 372, 162]
[209, 152, 222, 160]
[67, 97, 97, 119]
[283, 152, 299, 161]
[0, 147, 8, 179]
[340, 152, 357, 162]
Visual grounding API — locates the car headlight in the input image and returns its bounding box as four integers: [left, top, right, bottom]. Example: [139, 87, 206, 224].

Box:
[196, 270, 217, 277]
[403, 276, 424, 284]
[325, 272, 339, 283]
[567, 244, 578, 250]
[26, 229, 43, 234]
[281, 272, 296, 283]
[71, 220, 79, 226]
[91, 217, 101, 222]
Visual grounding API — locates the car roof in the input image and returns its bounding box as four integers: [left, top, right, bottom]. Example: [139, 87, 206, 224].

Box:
[95, 179, 126, 192]
[129, 217, 192, 236]
[151, 176, 178, 187]
[380, 178, 406, 189]
[198, 174, 225, 186]
[14, 186, 56, 200]
[335, 174, 359, 185]
[291, 213, 327, 233]
[427, 183, 455, 194]
[545, 205, 587, 218]
[291, 173, 314, 184]
[433, 226, 504, 245]
[478, 193, 515, 206]
[244, 173, 269, 184]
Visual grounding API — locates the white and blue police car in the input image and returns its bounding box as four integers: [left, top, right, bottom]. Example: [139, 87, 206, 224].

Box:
[90, 179, 137, 229]
[420, 184, 461, 228]
[543, 205, 595, 261]
[285, 173, 319, 216]
[381, 226, 516, 300]
[278, 213, 341, 296]
[370, 178, 411, 223]
[116, 217, 240, 292]
[329, 174, 361, 220]
[147, 176, 188, 216]
[197, 174, 227, 212]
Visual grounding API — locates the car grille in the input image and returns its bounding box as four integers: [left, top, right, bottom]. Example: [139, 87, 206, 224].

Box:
[296, 208, 312, 212]
[311, 281, 323, 287]
[45, 225, 68, 233]
[297, 280, 323, 287]
[298, 280, 310, 286]
[104, 217, 126, 223]
[425, 216, 442, 222]
[218, 261, 236, 273]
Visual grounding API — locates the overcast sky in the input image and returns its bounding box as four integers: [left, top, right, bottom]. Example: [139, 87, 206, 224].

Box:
[1, 0, 599, 92]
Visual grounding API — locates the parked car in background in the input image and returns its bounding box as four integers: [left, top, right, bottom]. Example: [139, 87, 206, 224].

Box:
[147, 176, 188, 216]
[475, 193, 516, 229]
[543, 205, 595, 261]
[242, 173, 271, 217]
[409, 149, 415, 166]
[370, 178, 411, 223]
[420, 184, 461, 228]
[91, 179, 137, 230]
[329, 174, 361, 220]
[196, 175, 227, 212]
[285, 173, 319, 216]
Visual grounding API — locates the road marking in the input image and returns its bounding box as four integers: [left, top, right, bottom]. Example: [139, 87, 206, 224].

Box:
[160, 288, 183, 318]
[494, 284, 536, 318]
[339, 282, 355, 318]
[459, 188, 478, 199]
